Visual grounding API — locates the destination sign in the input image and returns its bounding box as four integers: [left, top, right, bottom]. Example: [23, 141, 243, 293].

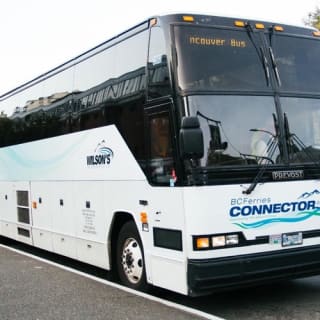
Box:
[189, 36, 246, 48]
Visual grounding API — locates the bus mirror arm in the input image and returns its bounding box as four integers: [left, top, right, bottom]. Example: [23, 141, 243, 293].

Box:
[179, 116, 204, 161]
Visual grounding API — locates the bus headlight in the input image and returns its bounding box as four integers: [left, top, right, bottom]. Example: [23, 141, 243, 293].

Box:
[226, 234, 239, 245]
[212, 235, 226, 247]
[194, 233, 240, 250]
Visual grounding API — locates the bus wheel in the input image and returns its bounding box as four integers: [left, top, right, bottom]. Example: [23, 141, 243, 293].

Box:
[116, 221, 149, 291]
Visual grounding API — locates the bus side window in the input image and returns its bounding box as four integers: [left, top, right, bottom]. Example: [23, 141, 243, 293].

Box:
[148, 113, 174, 184]
[147, 26, 171, 99]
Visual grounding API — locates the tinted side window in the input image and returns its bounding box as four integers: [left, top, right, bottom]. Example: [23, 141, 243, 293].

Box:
[72, 31, 148, 167]
[0, 67, 74, 146]
[0, 30, 149, 147]
[147, 111, 174, 185]
[148, 27, 171, 99]
[104, 101, 146, 168]
[73, 30, 148, 134]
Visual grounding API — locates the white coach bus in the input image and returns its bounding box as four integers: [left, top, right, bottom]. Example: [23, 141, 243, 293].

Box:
[1, 14, 320, 296]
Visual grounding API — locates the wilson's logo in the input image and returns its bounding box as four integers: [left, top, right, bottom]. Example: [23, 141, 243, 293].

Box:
[87, 140, 114, 167]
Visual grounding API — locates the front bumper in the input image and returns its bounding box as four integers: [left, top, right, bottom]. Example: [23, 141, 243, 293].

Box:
[188, 245, 320, 296]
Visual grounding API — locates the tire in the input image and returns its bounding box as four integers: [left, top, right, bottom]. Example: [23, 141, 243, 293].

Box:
[116, 221, 149, 291]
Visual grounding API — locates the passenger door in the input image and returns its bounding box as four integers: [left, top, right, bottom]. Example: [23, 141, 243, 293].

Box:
[144, 102, 177, 186]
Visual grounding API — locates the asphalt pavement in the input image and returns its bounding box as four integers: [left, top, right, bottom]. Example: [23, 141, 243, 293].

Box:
[0, 245, 212, 320]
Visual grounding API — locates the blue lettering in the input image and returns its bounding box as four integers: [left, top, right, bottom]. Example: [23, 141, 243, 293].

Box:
[291, 202, 299, 211]
[229, 200, 317, 218]
[251, 206, 263, 215]
[281, 203, 291, 212]
[273, 203, 281, 213]
[230, 206, 241, 217]
[298, 201, 307, 211]
[241, 206, 251, 216]
[262, 204, 273, 214]
[308, 200, 316, 210]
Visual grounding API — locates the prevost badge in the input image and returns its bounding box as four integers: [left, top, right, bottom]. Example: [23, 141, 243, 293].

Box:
[272, 170, 304, 181]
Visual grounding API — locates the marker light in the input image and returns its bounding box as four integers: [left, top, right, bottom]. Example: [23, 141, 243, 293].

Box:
[234, 20, 245, 27]
[313, 31, 320, 37]
[274, 25, 284, 32]
[183, 15, 194, 22]
[196, 237, 210, 249]
[255, 23, 265, 29]
[140, 212, 148, 224]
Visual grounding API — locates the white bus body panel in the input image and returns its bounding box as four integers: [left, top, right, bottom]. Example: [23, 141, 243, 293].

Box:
[0, 125, 189, 293]
[0, 181, 33, 245]
[0, 125, 144, 262]
[0, 182, 16, 239]
[142, 187, 187, 294]
[183, 180, 320, 259]
[31, 181, 54, 251]
[0, 125, 145, 182]
[3, 124, 320, 295]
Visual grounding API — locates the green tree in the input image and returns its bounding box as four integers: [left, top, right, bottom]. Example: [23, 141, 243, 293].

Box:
[304, 7, 320, 30]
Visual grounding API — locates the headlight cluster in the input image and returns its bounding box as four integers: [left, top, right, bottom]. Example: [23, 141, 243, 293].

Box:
[193, 233, 240, 250]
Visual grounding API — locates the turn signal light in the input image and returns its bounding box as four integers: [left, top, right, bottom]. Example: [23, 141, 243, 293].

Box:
[140, 212, 148, 224]
[196, 237, 210, 249]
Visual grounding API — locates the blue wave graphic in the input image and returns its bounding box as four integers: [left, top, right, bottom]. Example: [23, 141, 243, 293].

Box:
[234, 209, 320, 229]
[98, 147, 113, 157]
[3, 134, 85, 168]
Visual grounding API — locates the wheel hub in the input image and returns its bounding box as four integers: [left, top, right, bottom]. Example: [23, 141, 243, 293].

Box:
[121, 238, 143, 284]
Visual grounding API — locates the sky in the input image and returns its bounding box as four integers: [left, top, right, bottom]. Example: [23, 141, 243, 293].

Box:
[0, 0, 319, 95]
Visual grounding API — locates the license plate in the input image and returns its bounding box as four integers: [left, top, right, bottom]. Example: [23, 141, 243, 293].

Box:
[282, 232, 303, 247]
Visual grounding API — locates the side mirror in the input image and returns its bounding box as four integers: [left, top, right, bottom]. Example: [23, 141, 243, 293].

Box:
[179, 116, 204, 160]
[209, 124, 228, 152]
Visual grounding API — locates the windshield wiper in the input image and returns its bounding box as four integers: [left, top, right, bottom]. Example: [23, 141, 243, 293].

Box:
[196, 111, 221, 125]
[244, 113, 320, 194]
[245, 23, 271, 87]
[269, 47, 281, 86]
[240, 153, 274, 165]
[243, 113, 279, 194]
[260, 47, 271, 86]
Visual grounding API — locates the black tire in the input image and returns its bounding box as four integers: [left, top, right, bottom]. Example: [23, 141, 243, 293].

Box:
[116, 221, 149, 292]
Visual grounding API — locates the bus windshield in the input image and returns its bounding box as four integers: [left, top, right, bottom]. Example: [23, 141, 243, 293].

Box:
[188, 95, 280, 167]
[175, 24, 320, 169]
[187, 95, 320, 168]
[271, 34, 320, 94]
[174, 25, 270, 93]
